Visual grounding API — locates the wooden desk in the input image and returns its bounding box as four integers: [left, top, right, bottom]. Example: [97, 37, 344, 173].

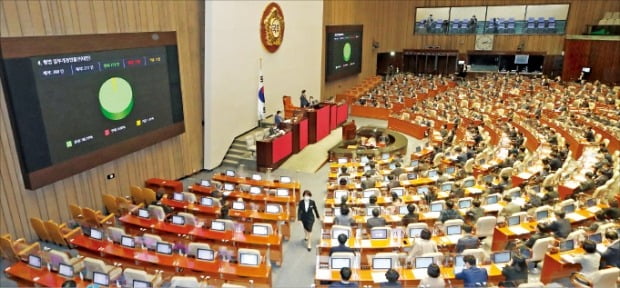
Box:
[336, 103, 349, 126]
[256, 131, 293, 172]
[69, 234, 272, 287]
[290, 117, 309, 153]
[119, 214, 284, 266]
[387, 117, 428, 139]
[145, 178, 184, 193]
[350, 105, 390, 120]
[540, 248, 585, 284]
[4, 262, 91, 287]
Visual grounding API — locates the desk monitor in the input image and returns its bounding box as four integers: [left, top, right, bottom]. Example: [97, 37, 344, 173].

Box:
[372, 257, 392, 270]
[482, 174, 493, 184]
[363, 190, 376, 198]
[332, 228, 351, 239]
[458, 60, 466, 65]
[559, 239, 575, 252]
[531, 186, 541, 193]
[232, 201, 245, 211]
[582, 67, 591, 73]
[399, 206, 409, 215]
[486, 195, 499, 205]
[90, 228, 103, 240]
[388, 163, 396, 170]
[363, 166, 371, 172]
[200, 197, 214, 207]
[382, 153, 390, 160]
[360, 156, 369, 164]
[280, 176, 292, 183]
[196, 248, 215, 261]
[370, 228, 388, 239]
[445, 166, 455, 174]
[334, 207, 341, 216]
[408, 173, 418, 180]
[171, 215, 185, 225]
[223, 183, 235, 191]
[415, 146, 422, 152]
[441, 183, 452, 192]
[276, 188, 289, 197]
[334, 190, 348, 201]
[415, 257, 433, 269]
[510, 190, 521, 199]
[478, 159, 486, 165]
[172, 192, 184, 201]
[391, 188, 404, 197]
[410, 160, 419, 168]
[247, 174, 260, 181]
[459, 199, 472, 209]
[93, 272, 110, 287]
[454, 255, 465, 267]
[562, 204, 575, 214]
[337, 158, 348, 164]
[588, 233, 602, 244]
[225, 170, 235, 177]
[156, 242, 173, 255]
[417, 186, 429, 195]
[492, 251, 511, 264]
[367, 207, 380, 216]
[200, 180, 210, 187]
[463, 179, 475, 188]
[121, 235, 135, 248]
[585, 198, 597, 207]
[211, 220, 226, 231]
[133, 280, 152, 288]
[252, 224, 270, 236]
[28, 254, 42, 269]
[265, 203, 280, 214]
[58, 263, 74, 278]
[536, 210, 549, 221]
[446, 225, 462, 235]
[409, 227, 424, 238]
[249, 186, 262, 195]
[430, 202, 443, 212]
[428, 170, 438, 178]
[507, 215, 520, 226]
[138, 208, 150, 219]
[330, 257, 351, 269]
[239, 252, 259, 266]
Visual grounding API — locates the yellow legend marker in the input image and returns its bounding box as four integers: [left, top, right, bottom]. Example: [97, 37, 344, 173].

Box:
[136, 120, 142, 126]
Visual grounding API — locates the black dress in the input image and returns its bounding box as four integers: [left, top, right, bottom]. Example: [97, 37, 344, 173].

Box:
[298, 199, 320, 232]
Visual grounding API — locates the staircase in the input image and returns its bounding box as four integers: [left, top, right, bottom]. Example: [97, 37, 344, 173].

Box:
[221, 116, 275, 170]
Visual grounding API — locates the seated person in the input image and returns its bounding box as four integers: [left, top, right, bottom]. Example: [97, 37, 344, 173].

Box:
[456, 225, 480, 253]
[334, 205, 355, 227]
[439, 200, 463, 223]
[401, 204, 419, 227]
[407, 228, 438, 261]
[387, 174, 400, 189]
[380, 268, 402, 288]
[329, 267, 358, 288]
[366, 208, 387, 230]
[601, 200, 620, 220]
[455, 254, 488, 288]
[600, 230, 620, 268]
[575, 172, 596, 193]
[541, 186, 559, 206]
[419, 263, 446, 288]
[548, 210, 571, 239]
[468, 200, 485, 221]
[524, 223, 552, 249]
[499, 196, 521, 218]
[219, 205, 231, 220]
[573, 240, 601, 278]
[501, 254, 528, 285]
[329, 234, 355, 256]
[390, 162, 406, 177]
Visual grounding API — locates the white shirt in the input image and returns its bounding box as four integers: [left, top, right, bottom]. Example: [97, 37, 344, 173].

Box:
[574, 252, 601, 277]
[304, 200, 310, 212]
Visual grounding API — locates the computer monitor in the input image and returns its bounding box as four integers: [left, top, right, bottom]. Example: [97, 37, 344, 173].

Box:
[458, 60, 466, 65]
[585, 198, 597, 207]
[410, 160, 419, 168]
[58, 263, 74, 278]
[454, 255, 465, 267]
[417, 186, 429, 194]
[276, 188, 289, 197]
[249, 186, 262, 195]
[363, 190, 376, 198]
[280, 176, 292, 183]
[531, 186, 541, 193]
[120, 235, 135, 248]
[430, 202, 443, 212]
[428, 170, 438, 178]
[251, 174, 262, 181]
[196, 248, 215, 261]
[507, 215, 521, 226]
[93, 272, 110, 287]
[415, 257, 433, 269]
[330, 257, 351, 269]
[409, 228, 424, 238]
[582, 67, 591, 73]
[391, 188, 404, 197]
[172, 192, 184, 201]
[536, 210, 549, 221]
[156, 242, 172, 255]
[486, 195, 499, 205]
[252, 224, 270, 236]
[492, 251, 511, 264]
[132, 280, 152, 288]
[171, 215, 185, 225]
[588, 233, 602, 244]
[408, 173, 418, 180]
[510, 190, 521, 199]
[332, 228, 351, 239]
[223, 183, 235, 191]
[463, 179, 475, 188]
[441, 183, 452, 192]
[334, 190, 348, 201]
[399, 206, 409, 215]
[232, 201, 245, 210]
[562, 204, 575, 214]
[138, 208, 150, 219]
[372, 257, 392, 270]
[239, 252, 259, 266]
[200, 197, 214, 206]
[388, 163, 396, 170]
[459, 199, 472, 209]
[28, 254, 42, 269]
[370, 229, 388, 239]
[265, 204, 280, 214]
[367, 207, 380, 216]
[90, 228, 103, 240]
[360, 156, 369, 164]
[382, 153, 390, 160]
[211, 220, 226, 231]
[482, 174, 493, 184]
[446, 225, 462, 235]
[225, 170, 235, 177]
[337, 158, 348, 164]
[200, 180, 211, 187]
[478, 159, 486, 165]
[559, 239, 575, 252]
[415, 146, 422, 152]
[445, 167, 455, 174]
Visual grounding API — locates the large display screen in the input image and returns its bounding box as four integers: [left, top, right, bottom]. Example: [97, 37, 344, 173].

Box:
[325, 25, 363, 82]
[0, 32, 185, 189]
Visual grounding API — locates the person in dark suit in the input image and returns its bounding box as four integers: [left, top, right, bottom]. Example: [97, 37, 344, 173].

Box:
[380, 268, 402, 288]
[274, 110, 284, 128]
[548, 210, 571, 238]
[300, 89, 310, 108]
[600, 230, 620, 268]
[456, 225, 480, 253]
[501, 254, 528, 285]
[455, 255, 488, 287]
[298, 190, 320, 251]
[329, 267, 358, 288]
[400, 204, 419, 227]
[330, 234, 355, 256]
[524, 223, 551, 249]
[366, 208, 387, 230]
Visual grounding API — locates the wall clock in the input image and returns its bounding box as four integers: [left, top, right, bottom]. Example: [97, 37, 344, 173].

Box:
[475, 34, 494, 51]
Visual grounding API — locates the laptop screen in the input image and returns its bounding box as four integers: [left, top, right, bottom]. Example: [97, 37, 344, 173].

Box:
[391, 188, 404, 197]
[201, 197, 214, 206]
[133, 280, 152, 288]
[338, 158, 348, 164]
[441, 183, 452, 192]
[58, 263, 74, 278]
[430, 203, 443, 212]
[463, 179, 475, 188]
[417, 186, 429, 194]
[536, 210, 549, 221]
[223, 183, 235, 191]
[492, 251, 511, 264]
[172, 192, 184, 201]
[459, 199, 472, 209]
[445, 167, 455, 174]
[370, 229, 388, 239]
[239, 253, 259, 266]
[90, 228, 103, 240]
[156, 242, 172, 255]
[588, 233, 602, 244]
[408, 173, 418, 180]
[171, 215, 185, 225]
[486, 195, 499, 205]
[138, 208, 150, 219]
[28, 254, 42, 269]
[276, 188, 289, 197]
[211, 221, 225, 231]
[225, 170, 235, 177]
[253, 224, 269, 236]
[93, 272, 110, 286]
[563, 204, 575, 214]
[507, 215, 520, 226]
[428, 170, 438, 178]
[446, 225, 461, 235]
[280, 176, 292, 183]
[332, 228, 350, 239]
[232, 201, 245, 210]
[121, 235, 135, 248]
[265, 204, 280, 214]
[372, 257, 392, 269]
[196, 248, 215, 261]
[249, 186, 261, 195]
[415, 257, 433, 269]
[200, 180, 210, 187]
[330, 257, 351, 269]
[409, 228, 424, 238]
[399, 206, 409, 215]
[559, 240, 575, 252]
[389, 163, 396, 170]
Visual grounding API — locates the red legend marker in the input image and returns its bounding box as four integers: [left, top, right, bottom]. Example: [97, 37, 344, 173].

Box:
[104, 129, 110, 136]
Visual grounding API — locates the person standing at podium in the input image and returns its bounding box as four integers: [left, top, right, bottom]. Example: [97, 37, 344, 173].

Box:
[274, 110, 283, 128]
[300, 89, 310, 108]
[298, 190, 320, 251]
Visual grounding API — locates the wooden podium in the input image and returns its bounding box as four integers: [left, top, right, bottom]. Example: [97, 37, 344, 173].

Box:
[342, 120, 356, 140]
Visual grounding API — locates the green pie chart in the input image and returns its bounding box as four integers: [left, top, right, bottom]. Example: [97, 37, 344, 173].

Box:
[343, 42, 352, 62]
[98, 77, 134, 121]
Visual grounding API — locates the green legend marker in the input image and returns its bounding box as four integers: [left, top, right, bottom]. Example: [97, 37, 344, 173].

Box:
[66, 141, 72, 148]
[98, 77, 134, 120]
[343, 42, 352, 62]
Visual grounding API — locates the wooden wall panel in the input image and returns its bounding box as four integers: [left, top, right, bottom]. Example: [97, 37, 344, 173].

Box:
[0, 0, 204, 241]
[322, 0, 620, 99]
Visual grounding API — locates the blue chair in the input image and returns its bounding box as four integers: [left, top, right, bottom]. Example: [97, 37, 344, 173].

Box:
[434, 19, 443, 33]
[526, 21, 535, 33]
[507, 22, 515, 33]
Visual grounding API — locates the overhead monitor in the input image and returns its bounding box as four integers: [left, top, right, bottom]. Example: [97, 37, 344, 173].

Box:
[330, 257, 351, 269]
[514, 54, 530, 64]
[372, 257, 392, 270]
[239, 252, 260, 266]
[120, 235, 135, 248]
[196, 248, 215, 261]
[58, 263, 74, 278]
[415, 257, 434, 269]
[156, 242, 172, 255]
[325, 25, 363, 82]
[93, 272, 110, 287]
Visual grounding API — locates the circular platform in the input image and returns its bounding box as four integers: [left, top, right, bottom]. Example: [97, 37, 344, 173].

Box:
[328, 126, 408, 161]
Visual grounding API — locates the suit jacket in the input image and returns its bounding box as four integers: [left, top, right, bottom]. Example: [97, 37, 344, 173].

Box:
[548, 218, 571, 238]
[501, 265, 527, 283]
[455, 266, 488, 288]
[456, 235, 480, 253]
[601, 240, 620, 268]
[298, 199, 320, 223]
[329, 244, 355, 256]
[366, 216, 387, 229]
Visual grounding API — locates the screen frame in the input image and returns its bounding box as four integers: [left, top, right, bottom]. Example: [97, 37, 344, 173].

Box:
[210, 220, 226, 231]
[93, 271, 110, 286]
[372, 257, 392, 270]
[196, 248, 215, 261]
[325, 25, 364, 82]
[155, 242, 173, 255]
[120, 235, 135, 248]
[28, 254, 42, 269]
[239, 252, 259, 266]
[330, 257, 351, 270]
[58, 263, 74, 278]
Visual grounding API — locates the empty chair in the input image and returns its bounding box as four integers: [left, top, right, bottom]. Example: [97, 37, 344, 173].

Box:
[142, 233, 163, 250]
[69, 204, 84, 225]
[170, 276, 201, 288]
[432, 153, 444, 167]
[181, 192, 197, 203]
[116, 196, 134, 215]
[462, 248, 487, 263]
[130, 185, 145, 205]
[187, 242, 211, 258]
[237, 248, 262, 266]
[178, 212, 198, 226]
[82, 207, 106, 228]
[464, 160, 475, 174]
[142, 188, 157, 205]
[499, 167, 513, 178]
[527, 237, 555, 272]
[48, 249, 84, 273]
[44, 220, 80, 247]
[245, 136, 257, 157]
[475, 216, 497, 239]
[570, 267, 620, 288]
[107, 227, 126, 243]
[82, 257, 122, 281]
[30, 217, 52, 243]
[102, 194, 120, 216]
[148, 205, 166, 221]
[123, 268, 163, 288]
[0, 234, 40, 263]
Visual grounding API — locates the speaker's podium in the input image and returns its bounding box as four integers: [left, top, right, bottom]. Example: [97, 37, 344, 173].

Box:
[342, 120, 356, 141]
[256, 130, 293, 172]
[306, 103, 331, 144]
